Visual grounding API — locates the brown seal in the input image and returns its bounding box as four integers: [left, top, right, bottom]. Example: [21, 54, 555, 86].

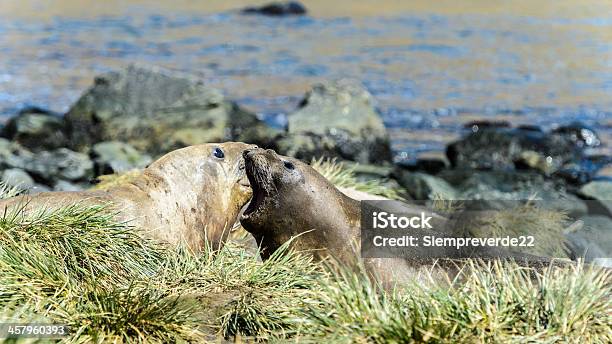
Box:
[240, 148, 557, 287]
[0, 142, 256, 251]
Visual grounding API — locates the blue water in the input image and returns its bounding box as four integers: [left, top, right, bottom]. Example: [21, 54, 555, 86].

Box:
[0, 7, 610, 161]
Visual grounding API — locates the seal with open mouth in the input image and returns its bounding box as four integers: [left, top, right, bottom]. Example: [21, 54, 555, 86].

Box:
[241, 147, 362, 263]
[0, 142, 256, 251]
[240, 148, 560, 287]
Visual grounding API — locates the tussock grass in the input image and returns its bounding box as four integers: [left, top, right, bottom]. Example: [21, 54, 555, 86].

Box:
[0, 190, 325, 341]
[311, 158, 404, 200]
[299, 261, 611, 343]
[0, 162, 610, 343]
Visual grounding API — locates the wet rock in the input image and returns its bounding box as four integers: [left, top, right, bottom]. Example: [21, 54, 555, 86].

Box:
[1, 168, 35, 190]
[446, 122, 594, 175]
[552, 122, 601, 148]
[64, 65, 278, 156]
[446, 126, 578, 170]
[1, 107, 67, 151]
[241, 1, 307, 16]
[393, 168, 459, 200]
[91, 141, 152, 175]
[463, 120, 511, 131]
[553, 155, 612, 185]
[280, 79, 392, 164]
[412, 158, 448, 175]
[23, 148, 94, 183]
[396, 151, 450, 175]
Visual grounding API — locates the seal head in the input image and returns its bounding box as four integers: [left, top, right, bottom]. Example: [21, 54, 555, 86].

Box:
[142, 142, 256, 250]
[241, 148, 360, 261]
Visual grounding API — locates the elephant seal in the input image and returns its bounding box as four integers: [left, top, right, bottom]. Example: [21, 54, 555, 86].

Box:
[0, 142, 256, 251]
[240, 148, 558, 287]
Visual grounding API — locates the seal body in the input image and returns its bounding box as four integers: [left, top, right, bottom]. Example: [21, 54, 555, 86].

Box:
[0, 142, 256, 251]
[240, 148, 556, 287]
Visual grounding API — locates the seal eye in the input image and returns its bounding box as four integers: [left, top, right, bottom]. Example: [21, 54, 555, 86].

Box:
[213, 147, 225, 159]
[283, 161, 295, 170]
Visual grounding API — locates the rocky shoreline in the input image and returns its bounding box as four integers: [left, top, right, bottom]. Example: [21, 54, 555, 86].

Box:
[1, 64, 610, 264]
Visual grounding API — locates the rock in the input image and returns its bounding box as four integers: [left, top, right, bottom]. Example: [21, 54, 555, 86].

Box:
[1, 168, 35, 190]
[463, 120, 511, 131]
[64, 65, 278, 156]
[280, 79, 391, 164]
[396, 151, 450, 175]
[393, 168, 459, 200]
[514, 150, 561, 175]
[0, 138, 35, 170]
[54, 180, 86, 192]
[566, 215, 612, 262]
[446, 122, 589, 173]
[446, 126, 579, 170]
[91, 141, 152, 175]
[28, 184, 52, 194]
[1, 107, 67, 151]
[23, 148, 94, 183]
[241, 1, 307, 16]
[552, 155, 612, 185]
[551, 122, 601, 148]
[437, 169, 588, 217]
[578, 180, 612, 215]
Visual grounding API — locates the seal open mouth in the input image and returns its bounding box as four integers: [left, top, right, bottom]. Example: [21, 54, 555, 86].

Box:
[242, 149, 274, 218]
[243, 182, 265, 217]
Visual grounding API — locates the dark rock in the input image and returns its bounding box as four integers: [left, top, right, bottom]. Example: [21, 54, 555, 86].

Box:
[279, 79, 392, 164]
[1, 107, 67, 152]
[552, 122, 601, 148]
[241, 1, 307, 16]
[463, 120, 511, 131]
[64, 65, 279, 156]
[516, 124, 543, 132]
[23, 148, 94, 183]
[437, 169, 588, 217]
[446, 124, 587, 173]
[393, 168, 459, 200]
[1, 168, 35, 190]
[91, 141, 152, 175]
[553, 155, 611, 185]
[413, 158, 448, 175]
[397, 153, 450, 175]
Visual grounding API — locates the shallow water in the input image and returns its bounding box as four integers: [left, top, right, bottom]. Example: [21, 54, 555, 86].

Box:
[1, 0, 611, 161]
